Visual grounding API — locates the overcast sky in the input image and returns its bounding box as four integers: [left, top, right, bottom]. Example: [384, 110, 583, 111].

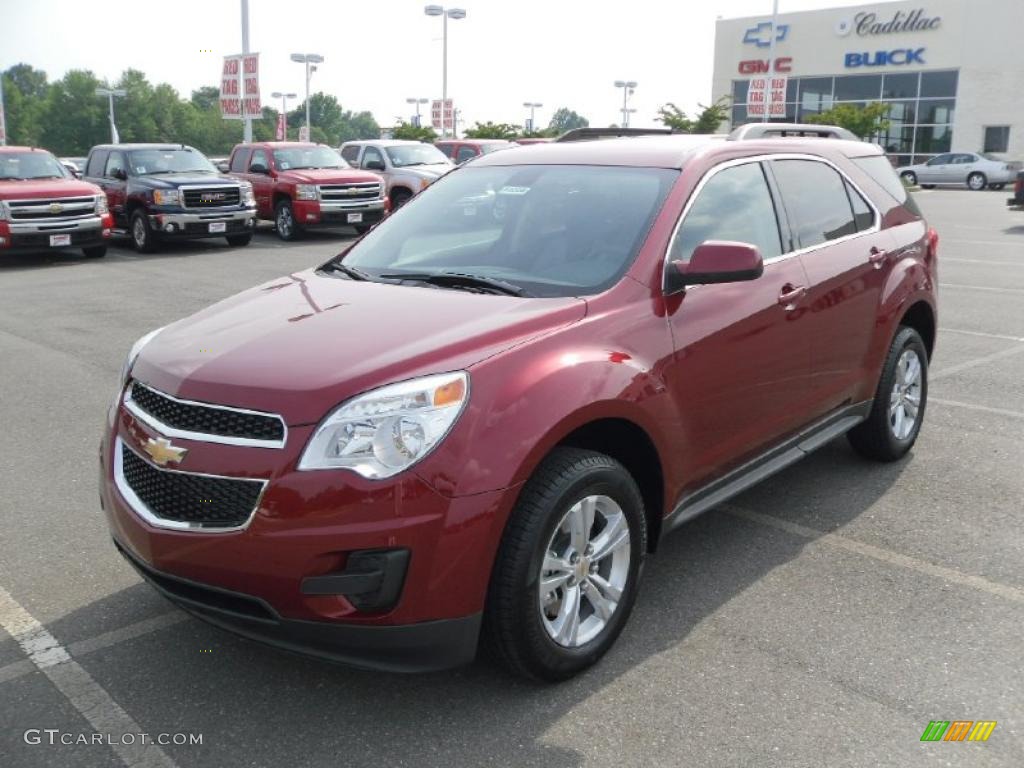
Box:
[2, 0, 873, 130]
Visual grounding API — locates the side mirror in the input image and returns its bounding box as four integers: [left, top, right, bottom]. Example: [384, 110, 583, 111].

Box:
[111, 168, 128, 181]
[364, 159, 386, 171]
[216, 161, 230, 173]
[667, 240, 764, 291]
[248, 163, 268, 174]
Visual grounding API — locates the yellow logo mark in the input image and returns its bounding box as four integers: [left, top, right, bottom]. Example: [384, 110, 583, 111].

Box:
[143, 437, 188, 466]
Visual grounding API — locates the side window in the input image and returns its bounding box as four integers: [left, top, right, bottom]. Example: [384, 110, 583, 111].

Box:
[669, 162, 782, 264]
[927, 153, 952, 166]
[771, 159, 857, 248]
[229, 148, 251, 172]
[436, 143, 454, 158]
[951, 154, 975, 164]
[86, 150, 108, 177]
[104, 152, 126, 178]
[455, 146, 477, 164]
[249, 149, 269, 171]
[340, 145, 361, 164]
[361, 146, 384, 169]
[844, 180, 875, 232]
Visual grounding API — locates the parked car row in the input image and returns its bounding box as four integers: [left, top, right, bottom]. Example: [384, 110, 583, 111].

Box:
[897, 152, 1021, 191]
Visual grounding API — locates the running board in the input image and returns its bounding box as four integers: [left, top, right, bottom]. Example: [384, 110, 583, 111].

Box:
[663, 401, 871, 536]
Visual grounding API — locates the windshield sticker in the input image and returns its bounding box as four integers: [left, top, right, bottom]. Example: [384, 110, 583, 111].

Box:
[499, 186, 530, 196]
[136, 166, 147, 173]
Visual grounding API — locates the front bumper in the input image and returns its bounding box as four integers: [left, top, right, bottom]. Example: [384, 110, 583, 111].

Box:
[148, 207, 257, 238]
[0, 216, 110, 253]
[292, 199, 386, 228]
[100, 395, 513, 671]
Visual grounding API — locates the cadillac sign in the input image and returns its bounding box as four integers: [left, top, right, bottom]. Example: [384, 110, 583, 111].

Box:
[835, 8, 941, 37]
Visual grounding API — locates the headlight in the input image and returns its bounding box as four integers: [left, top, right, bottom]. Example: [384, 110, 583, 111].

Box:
[95, 195, 109, 215]
[120, 327, 165, 386]
[240, 182, 255, 206]
[298, 371, 469, 478]
[295, 184, 318, 201]
[152, 189, 180, 206]
[0, 201, 8, 221]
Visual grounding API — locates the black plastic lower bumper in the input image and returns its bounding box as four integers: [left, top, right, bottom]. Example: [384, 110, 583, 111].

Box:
[114, 539, 481, 673]
[5, 229, 106, 253]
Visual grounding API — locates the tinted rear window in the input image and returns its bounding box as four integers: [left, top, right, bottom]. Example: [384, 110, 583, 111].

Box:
[771, 160, 858, 248]
[852, 155, 922, 216]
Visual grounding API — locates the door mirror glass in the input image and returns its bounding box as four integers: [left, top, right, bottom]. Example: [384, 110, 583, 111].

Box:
[111, 168, 128, 181]
[248, 162, 268, 174]
[669, 241, 763, 288]
[215, 161, 230, 173]
[364, 159, 386, 171]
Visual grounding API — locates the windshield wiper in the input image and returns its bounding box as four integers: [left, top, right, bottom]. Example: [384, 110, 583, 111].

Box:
[398, 161, 428, 167]
[378, 271, 528, 296]
[320, 262, 370, 281]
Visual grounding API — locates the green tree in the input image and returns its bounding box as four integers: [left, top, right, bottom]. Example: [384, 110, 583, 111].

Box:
[39, 70, 107, 154]
[2, 64, 50, 146]
[464, 121, 521, 139]
[547, 107, 589, 135]
[392, 121, 437, 141]
[655, 98, 729, 134]
[806, 102, 891, 139]
[337, 110, 380, 143]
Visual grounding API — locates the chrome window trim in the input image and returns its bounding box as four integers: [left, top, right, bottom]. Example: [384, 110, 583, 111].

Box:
[662, 152, 882, 292]
[113, 437, 267, 533]
[125, 381, 288, 450]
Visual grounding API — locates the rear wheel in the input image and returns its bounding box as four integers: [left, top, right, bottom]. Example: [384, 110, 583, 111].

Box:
[226, 233, 252, 247]
[483, 447, 646, 681]
[275, 200, 301, 241]
[967, 172, 987, 191]
[900, 171, 917, 186]
[82, 245, 107, 258]
[989, 183, 1005, 191]
[847, 326, 928, 462]
[130, 210, 157, 253]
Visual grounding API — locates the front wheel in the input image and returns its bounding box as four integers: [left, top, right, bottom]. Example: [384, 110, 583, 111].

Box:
[847, 326, 928, 462]
[275, 200, 301, 241]
[967, 172, 987, 191]
[390, 189, 412, 210]
[483, 447, 646, 681]
[226, 233, 252, 247]
[130, 210, 158, 253]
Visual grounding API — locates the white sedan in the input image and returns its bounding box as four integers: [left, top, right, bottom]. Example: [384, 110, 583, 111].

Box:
[897, 153, 1021, 191]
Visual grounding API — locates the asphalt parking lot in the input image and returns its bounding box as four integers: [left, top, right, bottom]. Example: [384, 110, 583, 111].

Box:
[1, 190, 1022, 768]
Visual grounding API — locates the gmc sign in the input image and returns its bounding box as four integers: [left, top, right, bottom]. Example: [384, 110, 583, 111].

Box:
[738, 57, 792, 74]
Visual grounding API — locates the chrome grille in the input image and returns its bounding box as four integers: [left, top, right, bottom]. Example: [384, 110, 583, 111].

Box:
[126, 382, 287, 448]
[318, 183, 382, 202]
[7, 196, 96, 222]
[182, 186, 241, 208]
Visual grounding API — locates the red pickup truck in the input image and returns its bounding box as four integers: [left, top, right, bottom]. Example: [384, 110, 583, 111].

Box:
[1, 146, 112, 257]
[226, 142, 387, 240]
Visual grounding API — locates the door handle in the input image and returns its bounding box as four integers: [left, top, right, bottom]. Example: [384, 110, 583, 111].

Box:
[777, 284, 807, 308]
[869, 247, 889, 268]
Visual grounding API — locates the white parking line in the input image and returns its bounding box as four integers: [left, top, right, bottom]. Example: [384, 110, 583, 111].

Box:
[939, 283, 1024, 295]
[931, 398, 1024, 420]
[939, 327, 1024, 342]
[932, 344, 1024, 380]
[724, 506, 1024, 604]
[940, 239, 1024, 248]
[943, 258, 1024, 267]
[0, 587, 178, 768]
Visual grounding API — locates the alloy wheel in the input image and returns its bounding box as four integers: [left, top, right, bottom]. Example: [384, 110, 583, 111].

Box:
[538, 495, 631, 648]
[277, 206, 293, 238]
[132, 218, 146, 249]
[889, 348, 923, 440]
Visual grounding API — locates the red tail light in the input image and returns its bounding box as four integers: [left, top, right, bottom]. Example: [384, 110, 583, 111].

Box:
[1015, 176, 1024, 196]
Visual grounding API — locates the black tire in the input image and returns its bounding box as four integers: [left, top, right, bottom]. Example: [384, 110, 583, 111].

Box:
[483, 447, 647, 682]
[82, 245, 107, 258]
[354, 224, 373, 235]
[226, 233, 252, 247]
[847, 326, 929, 462]
[390, 188, 413, 210]
[921, 184, 936, 189]
[130, 210, 158, 253]
[275, 200, 301, 241]
[900, 171, 917, 186]
[989, 183, 1005, 191]
[967, 172, 987, 191]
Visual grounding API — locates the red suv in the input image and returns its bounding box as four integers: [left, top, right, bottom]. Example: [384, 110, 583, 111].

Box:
[100, 126, 937, 680]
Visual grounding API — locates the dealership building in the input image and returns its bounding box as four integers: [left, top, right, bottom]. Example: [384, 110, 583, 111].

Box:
[712, 0, 1023, 165]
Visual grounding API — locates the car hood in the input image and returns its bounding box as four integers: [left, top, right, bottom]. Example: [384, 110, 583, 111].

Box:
[0, 178, 101, 200]
[276, 168, 381, 184]
[392, 163, 451, 180]
[132, 270, 585, 425]
[135, 173, 237, 189]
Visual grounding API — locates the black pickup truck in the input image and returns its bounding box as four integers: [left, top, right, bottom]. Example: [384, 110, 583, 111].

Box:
[83, 144, 257, 252]
[1008, 171, 1024, 211]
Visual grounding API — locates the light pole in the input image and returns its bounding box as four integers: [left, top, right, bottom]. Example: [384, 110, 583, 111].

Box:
[290, 53, 324, 139]
[406, 97, 429, 127]
[523, 102, 543, 133]
[95, 87, 127, 144]
[614, 80, 638, 127]
[271, 91, 297, 139]
[424, 5, 466, 139]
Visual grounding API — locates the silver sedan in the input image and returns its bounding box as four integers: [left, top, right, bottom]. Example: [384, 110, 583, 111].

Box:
[897, 153, 1021, 191]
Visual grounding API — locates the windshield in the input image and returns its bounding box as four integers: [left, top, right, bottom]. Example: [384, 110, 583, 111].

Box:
[385, 144, 450, 167]
[0, 151, 69, 180]
[127, 149, 216, 175]
[273, 146, 347, 170]
[333, 164, 677, 298]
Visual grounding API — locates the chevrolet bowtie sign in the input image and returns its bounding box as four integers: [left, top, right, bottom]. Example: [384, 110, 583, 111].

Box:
[743, 21, 790, 48]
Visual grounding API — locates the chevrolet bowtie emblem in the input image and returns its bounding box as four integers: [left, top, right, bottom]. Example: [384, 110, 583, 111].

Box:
[49, 202, 65, 214]
[143, 437, 188, 466]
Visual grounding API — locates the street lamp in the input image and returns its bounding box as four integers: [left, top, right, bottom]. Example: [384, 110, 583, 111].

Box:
[95, 87, 127, 144]
[271, 92, 297, 140]
[406, 97, 429, 127]
[523, 101, 543, 133]
[290, 53, 324, 139]
[614, 80, 638, 128]
[424, 5, 466, 138]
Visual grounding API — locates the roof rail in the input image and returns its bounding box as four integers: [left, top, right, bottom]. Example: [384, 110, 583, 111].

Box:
[555, 127, 674, 143]
[728, 123, 860, 141]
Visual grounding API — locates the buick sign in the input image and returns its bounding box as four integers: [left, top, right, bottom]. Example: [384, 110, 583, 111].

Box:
[845, 48, 926, 68]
